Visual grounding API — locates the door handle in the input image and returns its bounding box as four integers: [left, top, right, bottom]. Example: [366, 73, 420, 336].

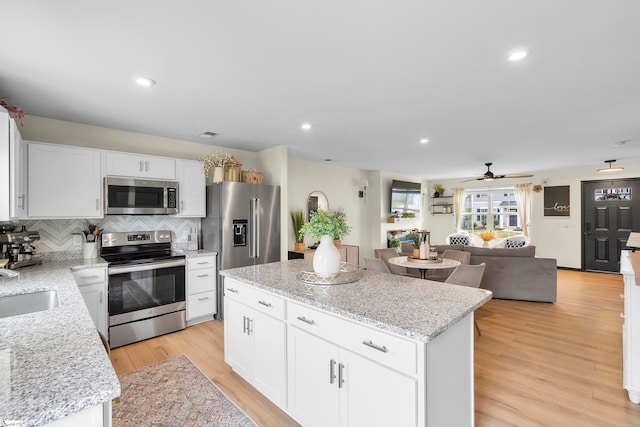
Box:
[329, 359, 336, 384]
[584, 222, 592, 236]
[243, 316, 247, 334]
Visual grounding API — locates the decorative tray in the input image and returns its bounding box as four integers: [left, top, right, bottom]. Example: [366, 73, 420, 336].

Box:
[297, 262, 363, 285]
[407, 257, 443, 264]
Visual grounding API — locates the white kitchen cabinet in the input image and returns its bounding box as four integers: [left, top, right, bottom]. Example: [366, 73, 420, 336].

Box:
[28, 142, 102, 218]
[287, 305, 417, 427]
[45, 402, 108, 427]
[621, 251, 640, 404]
[224, 279, 287, 408]
[1, 110, 27, 220]
[72, 267, 108, 338]
[186, 255, 217, 325]
[176, 159, 206, 217]
[105, 151, 176, 180]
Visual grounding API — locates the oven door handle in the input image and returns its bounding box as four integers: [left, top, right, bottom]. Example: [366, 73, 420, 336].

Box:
[108, 259, 186, 275]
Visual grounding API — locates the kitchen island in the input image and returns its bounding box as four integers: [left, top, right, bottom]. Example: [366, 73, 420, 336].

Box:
[221, 259, 492, 427]
[0, 259, 120, 427]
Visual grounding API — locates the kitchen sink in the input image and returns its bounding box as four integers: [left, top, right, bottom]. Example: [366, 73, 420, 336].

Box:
[0, 290, 60, 319]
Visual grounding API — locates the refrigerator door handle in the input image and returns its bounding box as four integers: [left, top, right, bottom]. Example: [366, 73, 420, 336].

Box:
[250, 198, 260, 258]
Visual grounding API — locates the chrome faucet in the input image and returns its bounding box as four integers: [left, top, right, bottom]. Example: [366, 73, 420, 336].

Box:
[0, 269, 20, 278]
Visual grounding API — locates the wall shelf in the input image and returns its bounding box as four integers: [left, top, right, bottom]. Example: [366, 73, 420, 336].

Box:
[431, 196, 454, 215]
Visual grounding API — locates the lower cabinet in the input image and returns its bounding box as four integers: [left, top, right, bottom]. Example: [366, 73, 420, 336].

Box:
[224, 280, 287, 408]
[621, 251, 640, 404]
[186, 255, 217, 325]
[72, 267, 108, 338]
[287, 315, 417, 427]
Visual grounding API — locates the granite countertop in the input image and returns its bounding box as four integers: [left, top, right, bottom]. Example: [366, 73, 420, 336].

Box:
[0, 258, 120, 427]
[221, 259, 492, 343]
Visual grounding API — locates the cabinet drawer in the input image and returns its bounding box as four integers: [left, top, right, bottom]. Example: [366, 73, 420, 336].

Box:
[72, 267, 106, 286]
[288, 301, 417, 376]
[224, 279, 286, 320]
[188, 267, 216, 294]
[187, 256, 217, 270]
[187, 291, 216, 318]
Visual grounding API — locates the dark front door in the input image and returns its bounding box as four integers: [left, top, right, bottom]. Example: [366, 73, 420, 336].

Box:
[582, 178, 640, 272]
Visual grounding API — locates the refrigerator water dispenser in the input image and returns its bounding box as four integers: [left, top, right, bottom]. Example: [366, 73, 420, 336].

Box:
[233, 220, 248, 246]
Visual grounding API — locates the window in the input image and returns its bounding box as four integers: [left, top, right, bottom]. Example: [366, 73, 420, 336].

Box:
[459, 188, 523, 238]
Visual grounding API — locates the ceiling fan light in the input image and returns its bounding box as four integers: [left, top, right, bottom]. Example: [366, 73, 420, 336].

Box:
[597, 160, 624, 172]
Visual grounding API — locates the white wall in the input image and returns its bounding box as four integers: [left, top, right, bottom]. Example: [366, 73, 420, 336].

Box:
[425, 162, 640, 269]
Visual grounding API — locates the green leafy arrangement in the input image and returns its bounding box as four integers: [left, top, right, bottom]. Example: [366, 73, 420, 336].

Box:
[290, 210, 305, 243]
[299, 209, 350, 239]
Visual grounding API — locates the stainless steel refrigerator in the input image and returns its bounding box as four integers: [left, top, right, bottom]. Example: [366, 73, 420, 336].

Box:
[202, 182, 281, 320]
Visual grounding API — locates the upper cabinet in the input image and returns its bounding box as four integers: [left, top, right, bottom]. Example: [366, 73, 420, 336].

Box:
[105, 152, 176, 180]
[28, 142, 102, 218]
[0, 111, 27, 221]
[175, 159, 206, 217]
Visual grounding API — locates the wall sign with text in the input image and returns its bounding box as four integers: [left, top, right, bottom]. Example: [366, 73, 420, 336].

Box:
[544, 185, 570, 217]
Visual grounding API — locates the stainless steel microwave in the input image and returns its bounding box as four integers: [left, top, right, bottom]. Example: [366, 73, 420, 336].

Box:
[104, 177, 179, 215]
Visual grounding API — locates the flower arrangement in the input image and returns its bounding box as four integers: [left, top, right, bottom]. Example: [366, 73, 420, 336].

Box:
[299, 209, 350, 240]
[0, 97, 26, 127]
[479, 230, 495, 242]
[199, 151, 231, 175]
[290, 210, 305, 244]
[432, 184, 444, 195]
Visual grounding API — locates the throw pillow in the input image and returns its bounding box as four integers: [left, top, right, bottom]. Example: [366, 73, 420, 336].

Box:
[505, 239, 527, 248]
[449, 235, 470, 246]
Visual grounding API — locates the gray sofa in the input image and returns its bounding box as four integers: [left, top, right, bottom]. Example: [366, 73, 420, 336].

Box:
[430, 244, 557, 303]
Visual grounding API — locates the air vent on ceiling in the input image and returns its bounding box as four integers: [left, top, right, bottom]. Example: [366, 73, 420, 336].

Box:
[198, 131, 218, 138]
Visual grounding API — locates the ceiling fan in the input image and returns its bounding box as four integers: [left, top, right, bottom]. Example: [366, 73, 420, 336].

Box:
[462, 162, 534, 182]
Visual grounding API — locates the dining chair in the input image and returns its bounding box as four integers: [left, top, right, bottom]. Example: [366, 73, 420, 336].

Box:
[445, 263, 486, 336]
[364, 257, 392, 273]
[373, 248, 418, 277]
[425, 249, 471, 282]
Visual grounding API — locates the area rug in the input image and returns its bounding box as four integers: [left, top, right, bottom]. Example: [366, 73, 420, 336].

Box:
[113, 355, 258, 427]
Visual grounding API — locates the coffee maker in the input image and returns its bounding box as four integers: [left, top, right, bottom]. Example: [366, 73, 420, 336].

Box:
[0, 225, 42, 269]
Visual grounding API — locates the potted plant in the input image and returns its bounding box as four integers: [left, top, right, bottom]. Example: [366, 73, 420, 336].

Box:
[299, 210, 351, 278]
[390, 238, 401, 252]
[432, 184, 444, 198]
[290, 210, 305, 251]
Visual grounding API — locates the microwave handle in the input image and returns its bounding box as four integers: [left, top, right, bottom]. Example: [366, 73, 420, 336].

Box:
[250, 198, 259, 259]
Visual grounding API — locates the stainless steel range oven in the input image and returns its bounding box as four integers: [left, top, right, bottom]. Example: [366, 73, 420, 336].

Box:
[100, 230, 186, 348]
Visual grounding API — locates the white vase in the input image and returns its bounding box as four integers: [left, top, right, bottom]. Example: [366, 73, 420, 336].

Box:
[313, 235, 341, 278]
[212, 166, 224, 183]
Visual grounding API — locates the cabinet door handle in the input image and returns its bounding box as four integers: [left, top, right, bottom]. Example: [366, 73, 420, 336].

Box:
[181, 201, 184, 210]
[258, 300, 272, 307]
[139, 160, 144, 172]
[329, 359, 336, 384]
[197, 274, 209, 278]
[198, 297, 210, 301]
[96, 198, 99, 211]
[338, 363, 345, 388]
[362, 340, 389, 353]
[243, 316, 248, 334]
[18, 194, 25, 208]
[296, 316, 315, 325]
[99, 291, 103, 304]
[145, 161, 150, 172]
[247, 318, 253, 335]
[227, 288, 239, 294]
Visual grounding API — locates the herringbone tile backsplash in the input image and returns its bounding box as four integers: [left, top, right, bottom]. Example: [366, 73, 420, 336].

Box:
[20, 216, 200, 254]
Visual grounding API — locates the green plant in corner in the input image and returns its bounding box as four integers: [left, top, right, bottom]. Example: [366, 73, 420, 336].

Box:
[299, 209, 350, 240]
[390, 239, 401, 249]
[290, 210, 305, 243]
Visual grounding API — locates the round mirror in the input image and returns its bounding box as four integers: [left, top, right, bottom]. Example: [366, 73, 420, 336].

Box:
[307, 191, 329, 221]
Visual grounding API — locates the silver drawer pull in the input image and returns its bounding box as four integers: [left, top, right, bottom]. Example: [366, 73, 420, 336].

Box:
[362, 340, 388, 353]
[198, 297, 210, 301]
[197, 274, 209, 278]
[297, 316, 315, 325]
[227, 288, 239, 293]
[197, 261, 210, 265]
[258, 300, 272, 307]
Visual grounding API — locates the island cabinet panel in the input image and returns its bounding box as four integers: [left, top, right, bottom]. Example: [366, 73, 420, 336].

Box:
[224, 279, 287, 408]
[288, 326, 417, 427]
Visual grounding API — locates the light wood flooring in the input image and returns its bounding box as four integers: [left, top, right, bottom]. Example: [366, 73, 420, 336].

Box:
[110, 270, 640, 426]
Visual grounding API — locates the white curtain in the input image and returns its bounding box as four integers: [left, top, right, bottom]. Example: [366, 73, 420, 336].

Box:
[514, 183, 532, 237]
[453, 187, 466, 232]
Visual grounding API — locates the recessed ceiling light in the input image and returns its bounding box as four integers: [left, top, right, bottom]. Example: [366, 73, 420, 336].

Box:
[301, 123, 312, 131]
[420, 138, 429, 144]
[613, 139, 629, 148]
[198, 131, 218, 139]
[507, 48, 530, 62]
[135, 77, 156, 87]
